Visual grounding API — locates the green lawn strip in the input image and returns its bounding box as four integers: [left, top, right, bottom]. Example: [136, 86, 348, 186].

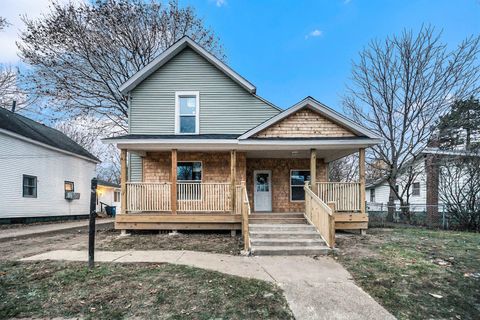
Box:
[0, 260, 293, 320]
[337, 228, 480, 320]
[98, 231, 243, 255]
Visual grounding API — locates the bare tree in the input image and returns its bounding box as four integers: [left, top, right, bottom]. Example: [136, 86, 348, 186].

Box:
[328, 155, 358, 182]
[18, 0, 224, 131]
[439, 155, 480, 231]
[343, 26, 480, 221]
[55, 116, 121, 183]
[0, 17, 8, 31]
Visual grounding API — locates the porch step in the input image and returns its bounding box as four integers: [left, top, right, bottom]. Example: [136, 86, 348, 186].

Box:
[251, 238, 326, 247]
[250, 224, 316, 231]
[249, 230, 320, 239]
[250, 213, 305, 219]
[248, 214, 331, 256]
[251, 245, 330, 256]
[249, 217, 307, 224]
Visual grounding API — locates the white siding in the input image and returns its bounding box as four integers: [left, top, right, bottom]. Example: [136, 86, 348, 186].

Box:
[0, 133, 97, 218]
[96, 186, 121, 213]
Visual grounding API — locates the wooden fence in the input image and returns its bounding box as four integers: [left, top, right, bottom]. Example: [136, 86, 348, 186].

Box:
[316, 182, 361, 212]
[305, 183, 335, 248]
[177, 182, 230, 212]
[126, 182, 171, 212]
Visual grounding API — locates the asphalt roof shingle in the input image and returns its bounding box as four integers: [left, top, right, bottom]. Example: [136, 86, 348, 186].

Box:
[0, 108, 99, 162]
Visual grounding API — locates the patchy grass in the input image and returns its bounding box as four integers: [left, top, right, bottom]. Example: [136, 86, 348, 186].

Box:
[0, 260, 292, 320]
[336, 228, 480, 320]
[98, 230, 243, 255]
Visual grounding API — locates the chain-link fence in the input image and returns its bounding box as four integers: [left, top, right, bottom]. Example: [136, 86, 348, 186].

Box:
[367, 203, 451, 229]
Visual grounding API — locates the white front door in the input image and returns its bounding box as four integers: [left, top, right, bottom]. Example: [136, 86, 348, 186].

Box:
[254, 170, 272, 212]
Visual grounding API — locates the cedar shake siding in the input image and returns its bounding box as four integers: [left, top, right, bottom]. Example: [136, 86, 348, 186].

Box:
[253, 108, 356, 138]
[246, 158, 327, 212]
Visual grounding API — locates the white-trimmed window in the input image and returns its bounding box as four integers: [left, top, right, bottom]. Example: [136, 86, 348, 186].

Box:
[370, 188, 375, 202]
[412, 182, 420, 196]
[175, 91, 199, 134]
[23, 175, 37, 198]
[290, 170, 310, 202]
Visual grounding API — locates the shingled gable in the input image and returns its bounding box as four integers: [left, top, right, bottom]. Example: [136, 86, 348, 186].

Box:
[119, 36, 257, 95]
[238, 97, 381, 140]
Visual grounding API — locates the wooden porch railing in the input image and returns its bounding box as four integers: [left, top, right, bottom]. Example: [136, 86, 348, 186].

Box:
[316, 182, 361, 212]
[305, 183, 335, 248]
[239, 181, 251, 251]
[177, 182, 230, 212]
[126, 182, 171, 212]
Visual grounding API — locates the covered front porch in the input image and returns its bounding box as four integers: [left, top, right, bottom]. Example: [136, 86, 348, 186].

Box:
[115, 145, 368, 235]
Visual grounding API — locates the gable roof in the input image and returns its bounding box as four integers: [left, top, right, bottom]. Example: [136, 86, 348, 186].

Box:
[0, 108, 100, 163]
[238, 96, 382, 140]
[119, 36, 256, 95]
[97, 179, 120, 188]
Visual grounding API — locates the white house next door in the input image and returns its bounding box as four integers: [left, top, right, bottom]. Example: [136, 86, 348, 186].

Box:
[254, 170, 272, 212]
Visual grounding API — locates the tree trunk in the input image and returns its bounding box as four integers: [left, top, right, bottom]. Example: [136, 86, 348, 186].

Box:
[386, 178, 396, 222]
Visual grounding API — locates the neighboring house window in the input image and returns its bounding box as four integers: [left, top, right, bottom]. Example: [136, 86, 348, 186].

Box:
[412, 182, 420, 196]
[290, 170, 310, 201]
[177, 161, 202, 200]
[370, 189, 375, 203]
[23, 175, 37, 198]
[114, 190, 121, 202]
[64, 181, 74, 198]
[175, 91, 199, 134]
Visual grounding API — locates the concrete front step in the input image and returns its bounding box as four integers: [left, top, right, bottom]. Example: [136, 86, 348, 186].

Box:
[251, 245, 330, 256]
[249, 217, 307, 224]
[250, 238, 326, 247]
[249, 230, 321, 239]
[249, 224, 316, 231]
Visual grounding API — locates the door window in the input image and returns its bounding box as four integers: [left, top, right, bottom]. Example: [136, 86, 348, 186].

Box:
[255, 173, 269, 192]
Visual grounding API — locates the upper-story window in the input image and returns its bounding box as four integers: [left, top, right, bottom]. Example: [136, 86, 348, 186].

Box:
[175, 91, 199, 134]
[412, 182, 420, 196]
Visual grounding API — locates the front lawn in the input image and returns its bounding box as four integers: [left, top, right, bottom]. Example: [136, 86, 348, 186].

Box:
[336, 228, 480, 320]
[0, 261, 293, 320]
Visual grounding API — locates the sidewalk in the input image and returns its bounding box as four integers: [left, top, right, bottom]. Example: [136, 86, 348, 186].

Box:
[23, 249, 394, 320]
[0, 218, 114, 241]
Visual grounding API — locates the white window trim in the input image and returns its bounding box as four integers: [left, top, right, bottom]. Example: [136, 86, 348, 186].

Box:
[175, 91, 200, 134]
[290, 169, 310, 202]
[412, 182, 420, 197]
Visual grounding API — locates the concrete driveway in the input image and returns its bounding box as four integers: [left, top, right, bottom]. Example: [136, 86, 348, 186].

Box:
[23, 249, 395, 320]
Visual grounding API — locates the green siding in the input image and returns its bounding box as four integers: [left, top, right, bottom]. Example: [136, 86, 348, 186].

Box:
[129, 47, 280, 134]
[129, 153, 143, 182]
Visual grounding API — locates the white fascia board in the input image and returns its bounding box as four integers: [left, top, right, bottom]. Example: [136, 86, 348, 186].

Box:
[238, 97, 382, 140]
[119, 37, 256, 94]
[0, 128, 100, 164]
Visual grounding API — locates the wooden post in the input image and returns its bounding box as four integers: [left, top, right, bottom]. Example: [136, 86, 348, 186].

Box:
[120, 149, 127, 214]
[230, 150, 237, 212]
[359, 148, 366, 214]
[171, 149, 177, 214]
[310, 149, 317, 193]
[240, 181, 249, 252]
[88, 178, 98, 268]
[327, 201, 336, 248]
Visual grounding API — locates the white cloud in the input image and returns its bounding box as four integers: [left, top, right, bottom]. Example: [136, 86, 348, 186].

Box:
[305, 29, 323, 39]
[0, 0, 84, 64]
[216, 0, 227, 7]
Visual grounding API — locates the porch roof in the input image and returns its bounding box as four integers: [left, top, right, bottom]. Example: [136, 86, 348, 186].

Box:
[103, 134, 380, 162]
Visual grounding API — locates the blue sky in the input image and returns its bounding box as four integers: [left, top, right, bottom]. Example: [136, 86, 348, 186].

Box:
[185, 0, 480, 111]
[1, 0, 479, 113]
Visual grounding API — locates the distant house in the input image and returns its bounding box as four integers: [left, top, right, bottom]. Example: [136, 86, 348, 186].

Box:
[96, 179, 121, 214]
[365, 147, 470, 214]
[0, 108, 99, 222]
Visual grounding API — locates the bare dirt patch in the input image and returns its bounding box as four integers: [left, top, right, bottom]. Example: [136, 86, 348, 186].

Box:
[98, 230, 243, 255]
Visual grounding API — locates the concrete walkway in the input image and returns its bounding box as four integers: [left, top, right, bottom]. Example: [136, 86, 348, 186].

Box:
[23, 250, 394, 320]
[0, 218, 114, 241]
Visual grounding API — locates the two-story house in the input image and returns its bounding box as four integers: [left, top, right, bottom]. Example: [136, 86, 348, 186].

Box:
[105, 37, 381, 254]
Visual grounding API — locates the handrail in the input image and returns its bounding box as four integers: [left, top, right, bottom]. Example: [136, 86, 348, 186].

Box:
[177, 182, 230, 212]
[126, 182, 171, 212]
[240, 181, 251, 252]
[305, 182, 336, 248]
[316, 182, 361, 212]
